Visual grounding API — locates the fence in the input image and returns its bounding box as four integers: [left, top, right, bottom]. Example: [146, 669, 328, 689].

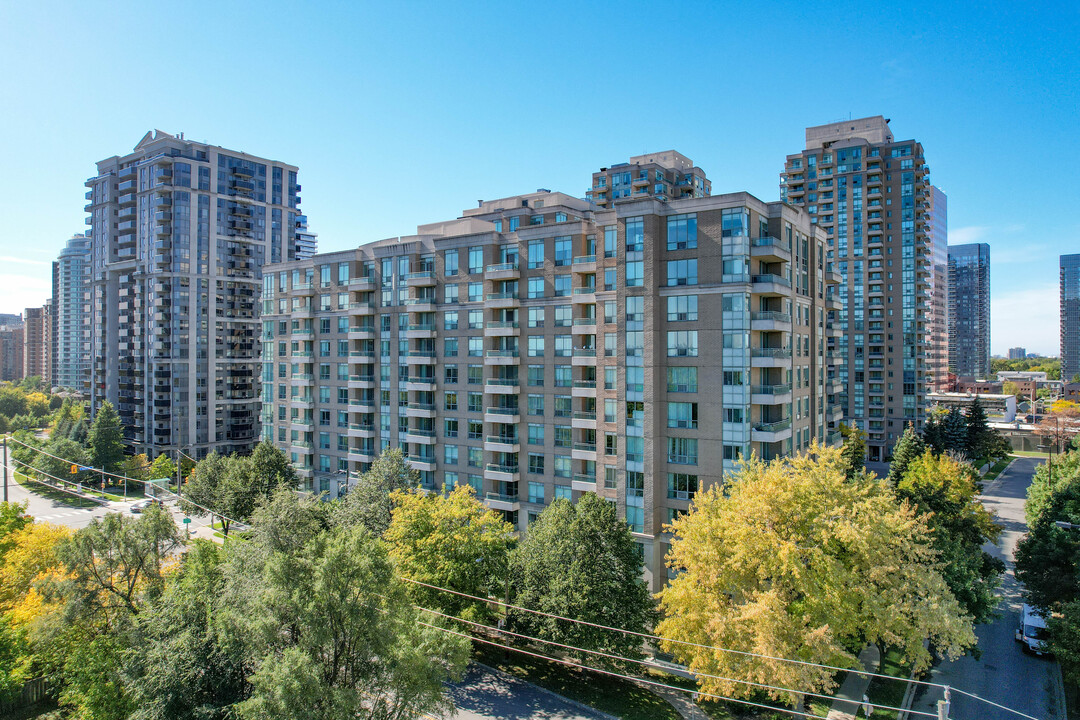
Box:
[0, 677, 48, 715]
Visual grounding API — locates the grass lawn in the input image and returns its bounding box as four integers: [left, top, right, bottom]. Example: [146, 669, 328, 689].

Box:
[982, 457, 1013, 483]
[1011, 450, 1052, 458]
[13, 472, 102, 509]
[864, 646, 911, 719]
[471, 642, 681, 720]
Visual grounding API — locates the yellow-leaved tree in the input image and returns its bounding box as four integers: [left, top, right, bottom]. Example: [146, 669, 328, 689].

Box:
[656, 441, 976, 706]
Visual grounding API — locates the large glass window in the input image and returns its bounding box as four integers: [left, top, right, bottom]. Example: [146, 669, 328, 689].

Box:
[666, 214, 697, 250]
[667, 402, 698, 429]
[444, 249, 458, 276]
[667, 473, 698, 499]
[626, 262, 644, 287]
[528, 240, 544, 269]
[667, 331, 699, 357]
[667, 295, 698, 321]
[625, 217, 644, 252]
[667, 438, 698, 465]
[554, 237, 572, 266]
[528, 277, 544, 299]
[667, 259, 698, 286]
[667, 367, 698, 392]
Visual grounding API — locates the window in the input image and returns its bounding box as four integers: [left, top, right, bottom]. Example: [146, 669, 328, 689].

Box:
[528, 482, 545, 504]
[553, 456, 571, 478]
[667, 473, 698, 500]
[528, 307, 544, 328]
[528, 424, 545, 445]
[444, 249, 458, 276]
[554, 335, 571, 357]
[667, 367, 698, 392]
[444, 284, 459, 303]
[468, 309, 483, 329]
[443, 338, 458, 357]
[468, 282, 482, 302]
[468, 421, 483, 439]
[626, 262, 644, 287]
[625, 217, 644, 252]
[528, 336, 544, 357]
[667, 214, 697, 250]
[468, 337, 483, 357]
[604, 268, 616, 291]
[468, 365, 483, 385]
[444, 391, 458, 411]
[468, 392, 483, 413]
[603, 226, 617, 257]
[724, 407, 744, 423]
[528, 453, 545, 475]
[528, 240, 544, 268]
[444, 311, 459, 330]
[553, 395, 572, 418]
[528, 277, 544, 299]
[668, 438, 698, 465]
[554, 365, 572, 386]
[509, 216, 519, 232]
[468, 246, 483, 274]
[554, 305, 571, 327]
[667, 259, 698, 286]
[444, 445, 458, 465]
[528, 394, 544, 415]
[554, 274, 570, 296]
[554, 237, 571, 266]
[605, 432, 617, 455]
[553, 425, 571, 448]
[554, 484, 571, 500]
[667, 331, 698, 357]
[468, 447, 483, 467]
[445, 419, 458, 438]
[722, 208, 748, 237]
[667, 402, 698, 429]
[667, 295, 698, 321]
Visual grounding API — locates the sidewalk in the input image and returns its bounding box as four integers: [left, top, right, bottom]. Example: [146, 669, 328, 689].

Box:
[827, 645, 880, 720]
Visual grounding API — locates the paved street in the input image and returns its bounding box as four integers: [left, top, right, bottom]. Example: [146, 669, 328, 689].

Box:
[446, 664, 610, 720]
[913, 456, 1065, 720]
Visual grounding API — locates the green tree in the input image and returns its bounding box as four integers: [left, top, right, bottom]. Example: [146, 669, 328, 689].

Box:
[182, 450, 298, 536]
[88, 400, 126, 473]
[1047, 602, 1080, 686]
[943, 406, 969, 455]
[386, 485, 514, 622]
[1024, 450, 1080, 526]
[33, 437, 91, 486]
[965, 396, 992, 460]
[0, 387, 26, 418]
[149, 453, 177, 482]
[223, 525, 469, 720]
[921, 414, 944, 454]
[839, 422, 866, 480]
[656, 443, 975, 705]
[887, 423, 926, 485]
[897, 452, 1004, 623]
[247, 440, 300, 494]
[331, 447, 419, 536]
[508, 493, 656, 665]
[0, 501, 31, 559]
[1016, 518, 1080, 610]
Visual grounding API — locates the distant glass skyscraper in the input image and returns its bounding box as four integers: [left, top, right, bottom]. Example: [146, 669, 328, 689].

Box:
[928, 187, 948, 390]
[55, 234, 91, 390]
[1061, 254, 1080, 382]
[948, 243, 991, 380]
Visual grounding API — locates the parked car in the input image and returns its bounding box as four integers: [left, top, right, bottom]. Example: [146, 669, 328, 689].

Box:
[129, 498, 159, 514]
[1015, 603, 1050, 655]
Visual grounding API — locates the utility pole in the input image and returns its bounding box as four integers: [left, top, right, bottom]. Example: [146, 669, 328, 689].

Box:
[176, 448, 182, 498]
[937, 687, 951, 720]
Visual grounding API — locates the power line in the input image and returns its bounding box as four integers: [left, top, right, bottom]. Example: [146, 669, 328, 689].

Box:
[7, 436, 143, 484]
[400, 577, 945, 690]
[949, 687, 1041, 720]
[415, 603, 936, 718]
[417, 620, 835, 720]
[4, 460, 109, 505]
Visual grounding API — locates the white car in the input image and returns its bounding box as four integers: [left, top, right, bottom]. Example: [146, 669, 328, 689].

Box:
[129, 498, 156, 513]
[1015, 603, 1050, 655]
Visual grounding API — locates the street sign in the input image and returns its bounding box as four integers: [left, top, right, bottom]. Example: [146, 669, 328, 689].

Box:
[70, 465, 77, 474]
[182, 518, 191, 524]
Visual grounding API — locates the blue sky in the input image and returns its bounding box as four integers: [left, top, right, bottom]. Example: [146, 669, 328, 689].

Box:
[1, 1, 1077, 354]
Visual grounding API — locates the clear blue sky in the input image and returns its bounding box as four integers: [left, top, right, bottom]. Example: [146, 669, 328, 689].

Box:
[1, 1, 1077, 354]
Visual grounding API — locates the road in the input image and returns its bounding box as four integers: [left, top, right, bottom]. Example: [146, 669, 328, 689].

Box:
[913, 456, 1065, 720]
[446, 664, 609, 720]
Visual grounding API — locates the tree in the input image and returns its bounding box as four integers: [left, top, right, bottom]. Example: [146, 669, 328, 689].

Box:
[386, 485, 514, 622]
[887, 424, 926, 485]
[923, 413, 945, 454]
[656, 443, 975, 705]
[87, 400, 126, 473]
[964, 396, 992, 460]
[0, 387, 26, 418]
[331, 447, 419, 536]
[33, 437, 90, 486]
[0, 522, 71, 612]
[1037, 402, 1080, 455]
[1016, 518, 1080, 610]
[838, 423, 865, 480]
[508, 493, 656, 664]
[182, 450, 299, 536]
[0, 501, 31, 559]
[24, 392, 49, 418]
[1002, 380, 1022, 399]
[943, 406, 969, 455]
[896, 452, 1004, 623]
[1047, 602, 1080, 686]
[247, 440, 299, 493]
[223, 525, 469, 720]
[148, 453, 177, 482]
[249, 487, 330, 555]
[1025, 450, 1080, 526]
[121, 454, 152, 483]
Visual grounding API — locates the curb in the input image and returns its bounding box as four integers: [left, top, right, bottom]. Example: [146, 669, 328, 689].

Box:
[470, 660, 620, 720]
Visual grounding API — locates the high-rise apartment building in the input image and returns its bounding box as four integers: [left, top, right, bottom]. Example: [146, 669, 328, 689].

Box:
[1008, 347, 1027, 360]
[928, 187, 949, 390]
[782, 116, 933, 461]
[947, 243, 991, 380]
[586, 151, 711, 207]
[0, 324, 23, 382]
[49, 262, 59, 385]
[85, 130, 303, 458]
[261, 176, 839, 590]
[295, 214, 318, 260]
[23, 306, 49, 381]
[1061, 254, 1080, 382]
[55, 234, 92, 390]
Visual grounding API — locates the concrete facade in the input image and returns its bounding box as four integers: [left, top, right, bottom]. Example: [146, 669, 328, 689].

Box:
[261, 178, 839, 591]
[781, 116, 932, 461]
[928, 187, 949, 390]
[0, 325, 23, 382]
[1061, 254, 1080, 382]
[22, 307, 49, 382]
[54, 234, 92, 390]
[948, 243, 991, 380]
[85, 130, 303, 458]
[1008, 347, 1027, 360]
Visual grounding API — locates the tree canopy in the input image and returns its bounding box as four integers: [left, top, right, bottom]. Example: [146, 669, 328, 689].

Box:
[331, 447, 418, 536]
[87, 401, 126, 473]
[838, 423, 865, 480]
[656, 443, 976, 705]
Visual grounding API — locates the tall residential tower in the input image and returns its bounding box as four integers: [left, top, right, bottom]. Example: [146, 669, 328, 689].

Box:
[55, 234, 92, 390]
[781, 116, 933, 461]
[1062, 254, 1080, 382]
[947, 243, 991, 380]
[85, 130, 306, 458]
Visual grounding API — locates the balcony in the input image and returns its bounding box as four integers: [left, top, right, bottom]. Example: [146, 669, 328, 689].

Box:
[750, 237, 792, 263]
[571, 287, 596, 303]
[484, 349, 520, 366]
[484, 406, 521, 423]
[484, 321, 520, 337]
[485, 262, 519, 280]
[571, 442, 597, 461]
[750, 311, 792, 332]
[751, 347, 792, 368]
[484, 292, 519, 309]
[572, 411, 597, 430]
[571, 317, 597, 334]
[571, 475, 597, 492]
[347, 276, 376, 290]
[485, 463, 520, 483]
[404, 271, 436, 287]
[403, 298, 437, 312]
[348, 423, 377, 439]
[572, 380, 597, 398]
[404, 402, 437, 419]
[348, 374, 375, 389]
[347, 327, 376, 340]
[404, 324, 437, 339]
[484, 492, 520, 512]
[751, 418, 793, 443]
[484, 435, 520, 453]
[349, 448, 375, 463]
[484, 377, 519, 394]
[404, 377, 437, 392]
[405, 456, 436, 473]
[751, 274, 792, 296]
[571, 255, 596, 272]
[571, 348, 597, 366]
[751, 383, 793, 405]
[403, 429, 437, 445]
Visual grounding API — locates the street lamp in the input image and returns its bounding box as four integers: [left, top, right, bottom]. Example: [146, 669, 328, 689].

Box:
[1055, 520, 1080, 530]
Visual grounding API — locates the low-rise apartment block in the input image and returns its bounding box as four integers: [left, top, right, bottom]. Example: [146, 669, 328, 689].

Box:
[261, 167, 840, 590]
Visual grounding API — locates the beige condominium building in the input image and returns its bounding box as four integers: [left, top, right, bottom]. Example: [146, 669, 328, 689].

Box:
[85, 130, 307, 458]
[262, 152, 840, 590]
[781, 117, 934, 461]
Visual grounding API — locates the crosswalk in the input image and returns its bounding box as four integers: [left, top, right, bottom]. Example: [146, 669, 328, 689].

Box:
[34, 509, 98, 522]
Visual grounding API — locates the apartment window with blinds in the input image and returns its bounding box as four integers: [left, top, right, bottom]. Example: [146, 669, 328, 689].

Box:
[667, 473, 698, 500]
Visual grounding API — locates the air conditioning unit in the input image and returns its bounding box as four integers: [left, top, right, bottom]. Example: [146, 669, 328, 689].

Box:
[676, 491, 690, 500]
